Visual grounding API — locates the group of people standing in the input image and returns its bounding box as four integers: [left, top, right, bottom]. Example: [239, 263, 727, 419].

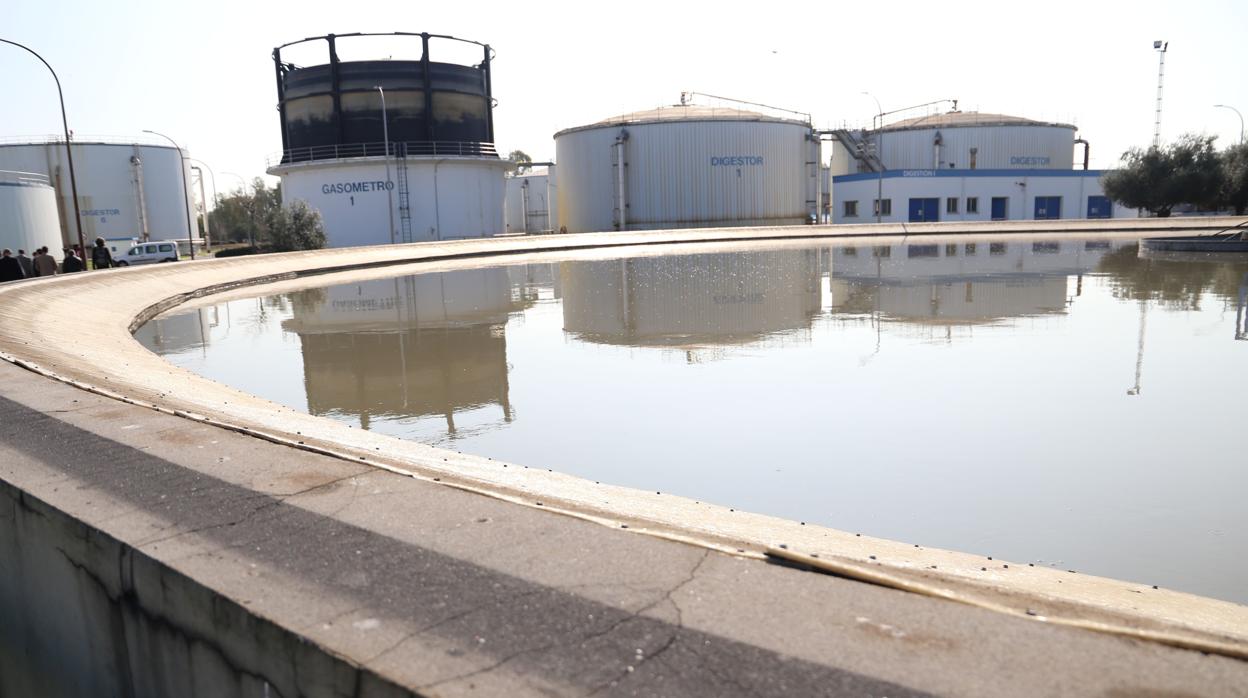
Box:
[0, 238, 113, 283]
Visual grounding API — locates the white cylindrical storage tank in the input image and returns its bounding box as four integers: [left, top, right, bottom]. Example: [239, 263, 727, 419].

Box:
[0, 171, 63, 255]
[270, 156, 509, 248]
[504, 170, 551, 234]
[0, 140, 201, 250]
[555, 106, 815, 234]
[869, 113, 1077, 171]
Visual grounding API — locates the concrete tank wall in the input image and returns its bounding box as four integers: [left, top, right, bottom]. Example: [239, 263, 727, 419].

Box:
[0, 142, 200, 247]
[0, 173, 64, 255]
[272, 156, 509, 248]
[555, 120, 814, 234]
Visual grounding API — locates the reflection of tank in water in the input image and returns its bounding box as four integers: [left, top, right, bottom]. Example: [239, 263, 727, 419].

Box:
[560, 249, 822, 348]
[829, 240, 1124, 325]
[133, 308, 215, 355]
[281, 268, 532, 433]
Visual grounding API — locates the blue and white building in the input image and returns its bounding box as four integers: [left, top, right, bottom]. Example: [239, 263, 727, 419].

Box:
[830, 112, 1132, 224]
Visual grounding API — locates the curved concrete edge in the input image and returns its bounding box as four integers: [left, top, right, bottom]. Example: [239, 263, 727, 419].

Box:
[1, 219, 1246, 656]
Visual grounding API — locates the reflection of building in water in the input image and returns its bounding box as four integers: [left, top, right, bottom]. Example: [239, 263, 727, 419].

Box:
[560, 250, 823, 352]
[281, 268, 534, 435]
[133, 308, 215, 354]
[829, 240, 1123, 326]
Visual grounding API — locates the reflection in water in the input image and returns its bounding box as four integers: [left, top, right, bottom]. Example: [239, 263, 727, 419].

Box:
[829, 240, 1121, 328]
[560, 250, 823, 358]
[139, 238, 1248, 604]
[279, 271, 536, 435]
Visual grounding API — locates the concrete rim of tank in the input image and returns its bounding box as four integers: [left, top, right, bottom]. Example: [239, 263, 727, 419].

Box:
[2, 221, 1247, 659]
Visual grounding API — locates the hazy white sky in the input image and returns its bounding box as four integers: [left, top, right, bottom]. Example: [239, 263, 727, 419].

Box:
[4, 0, 1246, 195]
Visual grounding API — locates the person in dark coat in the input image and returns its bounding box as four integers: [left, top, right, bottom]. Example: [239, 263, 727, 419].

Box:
[15, 250, 33, 277]
[90, 237, 113, 270]
[0, 249, 26, 282]
[62, 248, 85, 273]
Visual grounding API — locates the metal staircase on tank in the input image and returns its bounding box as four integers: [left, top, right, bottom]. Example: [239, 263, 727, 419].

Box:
[396, 143, 414, 243]
[831, 129, 884, 173]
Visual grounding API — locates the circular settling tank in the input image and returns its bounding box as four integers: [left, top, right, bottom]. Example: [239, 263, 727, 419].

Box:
[139, 235, 1248, 605]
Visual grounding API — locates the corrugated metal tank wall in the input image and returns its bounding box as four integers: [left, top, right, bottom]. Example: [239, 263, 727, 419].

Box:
[876, 126, 1075, 170]
[504, 173, 550, 234]
[0, 175, 63, 255]
[0, 143, 199, 246]
[555, 120, 811, 234]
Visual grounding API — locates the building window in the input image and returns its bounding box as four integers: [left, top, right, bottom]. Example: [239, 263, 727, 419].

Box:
[990, 242, 1007, 255]
[873, 198, 892, 216]
[873, 245, 891, 258]
[965, 243, 977, 255]
[908, 244, 939, 258]
[967, 197, 979, 214]
[945, 244, 958, 257]
[843, 246, 858, 256]
[844, 200, 858, 218]
[946, 197, 959, 214]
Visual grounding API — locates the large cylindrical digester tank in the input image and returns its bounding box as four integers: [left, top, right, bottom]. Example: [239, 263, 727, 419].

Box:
[0, 171, 63, 256]
[274, 32, 495, 162]
[554, 106, 817, 234]
[0, 141, 199, 248]
[871, 112, 1077, 171]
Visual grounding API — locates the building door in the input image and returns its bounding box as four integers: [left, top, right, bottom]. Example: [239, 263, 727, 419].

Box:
[990, 197, 1008, 220]
[908, 198, 939, 222]
[1034, 196, 1061, 220]
[1087, 195, 1111, 219]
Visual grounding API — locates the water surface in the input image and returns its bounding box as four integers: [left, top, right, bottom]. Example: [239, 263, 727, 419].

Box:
[138, 237, 1248, 604]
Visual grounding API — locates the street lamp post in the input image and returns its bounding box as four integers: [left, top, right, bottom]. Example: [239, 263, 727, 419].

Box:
[862, 91, 885, 223]
[1, 38, 86, 259]
[1214, 104, 1245, 145]
[374, 85, 396, 244]
[142, 130, 196, 259]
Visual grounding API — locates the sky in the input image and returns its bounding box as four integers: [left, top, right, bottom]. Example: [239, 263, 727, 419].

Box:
[4, 0, 1246, 198]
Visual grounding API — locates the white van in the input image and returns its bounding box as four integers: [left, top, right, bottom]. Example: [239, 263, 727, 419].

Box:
[115, 241, 182, 266]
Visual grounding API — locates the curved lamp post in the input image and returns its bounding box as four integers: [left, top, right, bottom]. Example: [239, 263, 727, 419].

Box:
[1, 38, 86, 258]
[142, 130, 196, 259]
[1214, 104, 1244, 145]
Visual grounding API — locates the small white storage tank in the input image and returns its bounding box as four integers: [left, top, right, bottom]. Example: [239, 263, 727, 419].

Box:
[0, 140, 200, 249]
[554, 105, 819, 234]
[504, 170, 552, 234]
[0, 170, 63, 255]
[872, 112, 1077, 171]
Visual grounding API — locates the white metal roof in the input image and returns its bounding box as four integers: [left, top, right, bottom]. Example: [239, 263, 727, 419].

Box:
[881, 112, 1076, 132]
[555, 105, 809, 137]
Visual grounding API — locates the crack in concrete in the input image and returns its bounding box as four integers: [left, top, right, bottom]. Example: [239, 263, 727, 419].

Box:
[581, 550, 710, 697]
[50, 544, 289, 698]
[416, 550, 712, 695]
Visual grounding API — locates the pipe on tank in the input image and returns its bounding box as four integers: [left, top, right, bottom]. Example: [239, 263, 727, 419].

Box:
[1074, 138, 1090, 170]
[614, 130, 629, 231]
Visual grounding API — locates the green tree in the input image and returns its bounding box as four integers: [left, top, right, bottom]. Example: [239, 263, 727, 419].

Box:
[508, 149, 533, 174]
[207, 178, 282, 245]
[1101, 134, 1222, 217]
[1221, 142, 1248, 215]
[265, 200, 326, 252]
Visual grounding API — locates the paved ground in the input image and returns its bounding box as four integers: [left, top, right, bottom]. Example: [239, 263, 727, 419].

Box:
[3, 360, 1246, 697]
